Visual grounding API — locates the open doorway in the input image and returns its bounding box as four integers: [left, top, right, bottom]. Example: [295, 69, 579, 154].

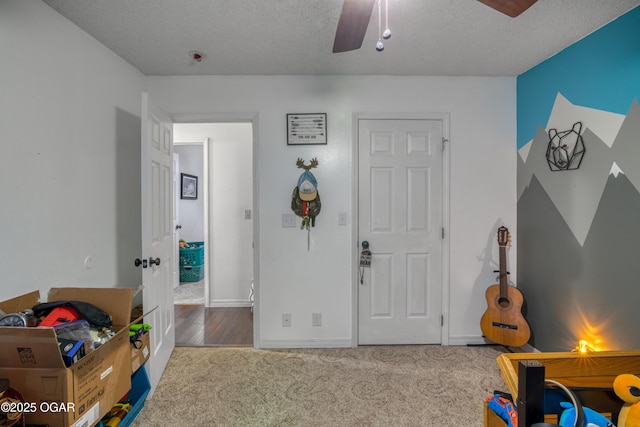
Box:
[173, 123, 254, 347]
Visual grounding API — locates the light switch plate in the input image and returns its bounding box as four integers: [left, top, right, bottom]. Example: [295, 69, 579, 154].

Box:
[338, 211, 347, 226]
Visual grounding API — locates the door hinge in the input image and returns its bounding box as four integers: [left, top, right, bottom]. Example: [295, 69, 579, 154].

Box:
[441, 227, 445, 239]
[442, 138, 448, 151]
[441, 315, 444, 326]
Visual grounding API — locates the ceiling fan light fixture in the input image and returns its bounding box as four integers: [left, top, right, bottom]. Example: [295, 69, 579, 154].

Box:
[382, 0, 391, 40]
[375, 0, 391, 52]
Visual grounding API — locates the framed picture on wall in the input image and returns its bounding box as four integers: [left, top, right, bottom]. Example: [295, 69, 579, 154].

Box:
[181, 173, 198, 200]
[287, 113, 327, 145]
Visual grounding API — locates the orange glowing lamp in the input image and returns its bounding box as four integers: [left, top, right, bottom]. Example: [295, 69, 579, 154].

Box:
[576, 339, 592, 354]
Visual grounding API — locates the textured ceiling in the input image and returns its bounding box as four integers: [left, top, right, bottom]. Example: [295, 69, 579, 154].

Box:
[42, 0, 640, 77]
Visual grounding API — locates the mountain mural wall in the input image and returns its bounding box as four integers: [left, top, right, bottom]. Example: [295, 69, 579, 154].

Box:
[517, 95, 640, 351]
[516, 5, 640, 351]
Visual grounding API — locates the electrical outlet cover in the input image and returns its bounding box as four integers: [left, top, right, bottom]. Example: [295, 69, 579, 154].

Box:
[282, 313, 291, 327]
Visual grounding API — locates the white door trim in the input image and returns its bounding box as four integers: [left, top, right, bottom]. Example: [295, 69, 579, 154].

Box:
[171, 113, 260, 348]
[351, 112, 451, 346]
[172, 152, 180, 290]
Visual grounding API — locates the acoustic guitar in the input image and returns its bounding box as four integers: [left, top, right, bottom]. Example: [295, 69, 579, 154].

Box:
[480, 226, 530, 347]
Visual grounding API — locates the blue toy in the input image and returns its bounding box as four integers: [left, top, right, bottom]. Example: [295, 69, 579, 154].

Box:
[486, 394, 517, 427]
[558, 401, 615, 427]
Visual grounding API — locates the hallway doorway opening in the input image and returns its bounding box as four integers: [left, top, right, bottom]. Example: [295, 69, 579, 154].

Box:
[173, 122, 255, 347]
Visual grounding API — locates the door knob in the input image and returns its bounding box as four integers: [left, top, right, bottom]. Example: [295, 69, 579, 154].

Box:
[149, 257, 161, 266]
[134, 258, 148, 268]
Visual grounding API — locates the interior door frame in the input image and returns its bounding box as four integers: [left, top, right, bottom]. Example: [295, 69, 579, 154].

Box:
[172, 112, 261, 347]
[351, 112, 451, 346]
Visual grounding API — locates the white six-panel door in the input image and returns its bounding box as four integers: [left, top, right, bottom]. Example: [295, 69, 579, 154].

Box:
[358, 119, 444, 345]
[141, 93, 175, 396]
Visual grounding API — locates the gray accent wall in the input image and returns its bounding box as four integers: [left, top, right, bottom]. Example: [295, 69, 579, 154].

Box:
[517, 101, 640, 351]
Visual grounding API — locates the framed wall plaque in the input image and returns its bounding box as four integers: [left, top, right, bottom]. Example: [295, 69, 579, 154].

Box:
[287, 113, 327, 145]
[180, 173, 198, 200]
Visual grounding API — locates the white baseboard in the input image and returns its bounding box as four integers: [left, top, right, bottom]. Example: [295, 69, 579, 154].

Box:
[448, 335, 488, 346]
[257, 336, 537, 352]
[209, 299, 252, 308]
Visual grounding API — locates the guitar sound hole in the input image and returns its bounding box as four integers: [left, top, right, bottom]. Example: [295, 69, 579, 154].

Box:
[498, 297, 510, 308]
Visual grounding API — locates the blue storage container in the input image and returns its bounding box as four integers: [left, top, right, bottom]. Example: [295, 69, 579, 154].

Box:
[120, 367, 151, 426]
[98, 367, 151, 427]
[180, 263, 204, 282]
[179, 241, 204, 265]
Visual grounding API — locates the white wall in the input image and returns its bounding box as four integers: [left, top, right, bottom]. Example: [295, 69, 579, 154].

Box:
[174, 124, 254, 307]
[148, 75, 517, 347]
[210, 125, 254, 307]
[0, 0, 146, 302]
[173, 145, 205, 243]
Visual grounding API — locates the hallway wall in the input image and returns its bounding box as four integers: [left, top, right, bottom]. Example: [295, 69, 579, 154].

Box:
[174, 144, 205, 243]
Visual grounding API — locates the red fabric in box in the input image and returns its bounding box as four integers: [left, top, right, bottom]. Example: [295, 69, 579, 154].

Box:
[38, 306, 81, 327]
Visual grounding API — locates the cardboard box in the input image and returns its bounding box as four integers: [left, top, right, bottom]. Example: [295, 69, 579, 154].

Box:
[130, 332, 150, 373]
[0, 287, 134, 427]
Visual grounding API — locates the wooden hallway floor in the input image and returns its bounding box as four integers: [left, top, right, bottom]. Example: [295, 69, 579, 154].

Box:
[174, 305, 253, 347]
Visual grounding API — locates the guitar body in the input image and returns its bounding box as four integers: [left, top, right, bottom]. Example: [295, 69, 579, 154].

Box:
[480, 283, 530, 347]
[480, 226, 531, 347]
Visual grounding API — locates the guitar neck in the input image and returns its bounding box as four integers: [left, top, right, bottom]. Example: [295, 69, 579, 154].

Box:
[499, 245, 508, 298]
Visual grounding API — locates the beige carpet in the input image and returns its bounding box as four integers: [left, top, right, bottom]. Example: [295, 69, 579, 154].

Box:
[131, 345, 507, 427]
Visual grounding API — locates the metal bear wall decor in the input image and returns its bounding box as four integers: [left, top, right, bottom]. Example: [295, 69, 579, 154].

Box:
[546, 121, 586, 171]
